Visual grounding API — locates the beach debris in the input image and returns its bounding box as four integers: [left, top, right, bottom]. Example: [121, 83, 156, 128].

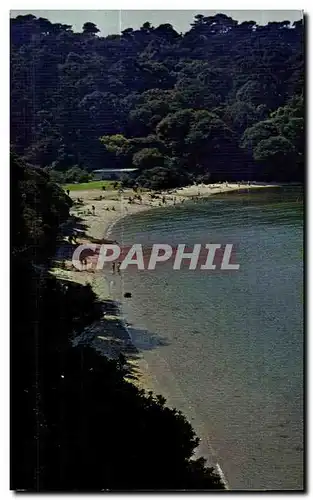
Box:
[124, 292, 132, 298]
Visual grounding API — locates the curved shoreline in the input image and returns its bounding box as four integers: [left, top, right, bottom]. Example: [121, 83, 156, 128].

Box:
[103, 182, 284, 244]
[69, 181, 284, 249]
[54, 182, 293, 490]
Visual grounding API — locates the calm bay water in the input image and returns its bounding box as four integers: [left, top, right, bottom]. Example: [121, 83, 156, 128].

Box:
[111, 187, 303, 490]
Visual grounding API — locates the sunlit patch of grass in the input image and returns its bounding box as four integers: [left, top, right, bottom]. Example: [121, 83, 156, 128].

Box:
[63, 180, 119, 191]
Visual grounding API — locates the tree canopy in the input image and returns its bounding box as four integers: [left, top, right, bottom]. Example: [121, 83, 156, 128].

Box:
[11, 13, 304, 185]
[11, 152, 225, 490]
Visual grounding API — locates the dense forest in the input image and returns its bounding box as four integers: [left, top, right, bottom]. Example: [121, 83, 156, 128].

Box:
[11, 13, 304, 188]
[10, 12, 304, 490]
[11, 151, 224, 490]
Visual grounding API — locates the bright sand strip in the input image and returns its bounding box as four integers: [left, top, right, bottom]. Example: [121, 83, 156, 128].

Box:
[52, 181, 278, 377]
[51, 181, 280, 487]
[62, 180, 279, 246]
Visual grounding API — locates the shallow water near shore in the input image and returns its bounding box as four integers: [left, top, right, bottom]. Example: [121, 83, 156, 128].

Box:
[110, 186, 304, 490]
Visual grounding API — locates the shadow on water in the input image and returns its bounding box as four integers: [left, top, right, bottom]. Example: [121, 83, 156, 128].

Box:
[55, 207, 172, 378]
[127, 325, 170, 351]
[73, 294, 171, 381]
[55, 210, 172, 362]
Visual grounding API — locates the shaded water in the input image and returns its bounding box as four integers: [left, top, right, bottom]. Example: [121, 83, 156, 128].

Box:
[111, 187, 304, 490]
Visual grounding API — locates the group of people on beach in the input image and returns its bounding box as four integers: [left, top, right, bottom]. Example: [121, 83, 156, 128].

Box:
[112, 261, 121, 275]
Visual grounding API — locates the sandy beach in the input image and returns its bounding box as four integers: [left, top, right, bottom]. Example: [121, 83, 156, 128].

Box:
[51, 180, 287, 488]
[51, 181, 279, 379]
[64, 180, 279, 242]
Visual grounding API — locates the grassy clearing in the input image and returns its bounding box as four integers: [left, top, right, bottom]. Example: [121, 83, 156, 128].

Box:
[63, 180, 119, 191]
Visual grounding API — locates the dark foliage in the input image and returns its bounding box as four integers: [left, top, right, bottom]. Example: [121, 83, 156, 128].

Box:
[11, 153, 224, 490]
[11, 152, 72, 261]
[11, 14, 304, 186]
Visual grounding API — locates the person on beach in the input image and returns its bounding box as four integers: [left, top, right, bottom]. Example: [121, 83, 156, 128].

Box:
[92, 205, 95, 215]
[117, 262, 121, 274]
[66, 189, 70, 196]
[79, 253, 87, 268]
[112, 262, 116, 274]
